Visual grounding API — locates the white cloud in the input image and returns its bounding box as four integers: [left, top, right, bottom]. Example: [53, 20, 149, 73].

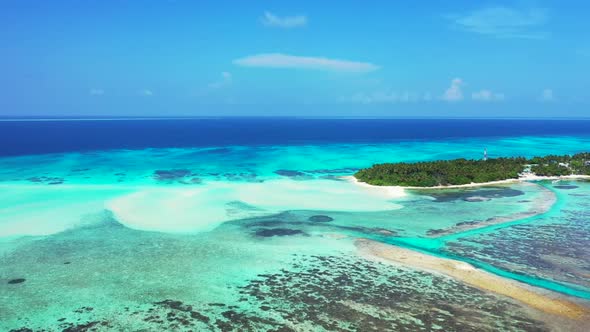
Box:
[540, 88, 555, 102]
[448, 6, 548, 39]
[89, 88, 104, 96]
[344, 81, 508, 105]
[441, 78, 464, 102]
[342, 90, 425, 104]
[472, 89, 505, 102]
[345, 80, 508, 105]
[139, 89, 153, 96]
[262, 11, 307, 28]
[209, 71, 232, 89]
[233, 53, 379, 72]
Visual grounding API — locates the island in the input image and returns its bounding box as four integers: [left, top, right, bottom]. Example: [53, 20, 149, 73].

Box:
[354, 152, 590, 187]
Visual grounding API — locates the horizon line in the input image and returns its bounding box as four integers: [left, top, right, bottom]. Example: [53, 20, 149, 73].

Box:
[1, 115, 590, 122]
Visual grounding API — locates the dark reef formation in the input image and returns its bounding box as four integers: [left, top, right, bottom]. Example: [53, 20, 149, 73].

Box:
[153, 169, 201, 184]
[274, 169, 308, 178]
[425, 187, 524, 203]
[554, 185, 579, 190]
[7, 278, 26, 284]
[7, 255, 548, 332]
[308, 215, 334, 222]
[255, 228, 306, 237]
[27, 176, 64, 185]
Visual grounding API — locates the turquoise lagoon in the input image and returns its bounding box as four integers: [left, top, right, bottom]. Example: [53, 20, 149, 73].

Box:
[1, 135, 590, 331]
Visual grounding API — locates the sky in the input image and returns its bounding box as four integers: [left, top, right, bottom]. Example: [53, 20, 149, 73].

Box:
[1, 0, 589, 117]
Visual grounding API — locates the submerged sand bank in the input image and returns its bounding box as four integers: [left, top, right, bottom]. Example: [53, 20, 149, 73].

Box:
[106, 178, 405, 234]
[356, 239, 590, 323]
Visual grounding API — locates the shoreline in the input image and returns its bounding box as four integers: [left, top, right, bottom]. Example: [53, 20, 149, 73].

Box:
[343, 174, 590, 191]
[356, 239, 590, 330]
[341, 175, 407, 198]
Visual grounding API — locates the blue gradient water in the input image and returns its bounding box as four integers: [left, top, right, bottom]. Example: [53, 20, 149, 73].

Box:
[1, 118, 589, 156]
[1, 118, 589, 331]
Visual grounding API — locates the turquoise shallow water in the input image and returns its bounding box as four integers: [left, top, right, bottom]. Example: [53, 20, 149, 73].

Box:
[1, 135, 590, 331]
[2, 135, 590, 186]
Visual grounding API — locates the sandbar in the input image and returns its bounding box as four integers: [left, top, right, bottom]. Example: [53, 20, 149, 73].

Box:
[356, 238, 590, 324]
[427, 182, 557, 237]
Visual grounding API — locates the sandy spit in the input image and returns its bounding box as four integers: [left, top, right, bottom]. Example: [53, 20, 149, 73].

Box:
[427, 182, 557, 238]
[355, 238, 590, 323]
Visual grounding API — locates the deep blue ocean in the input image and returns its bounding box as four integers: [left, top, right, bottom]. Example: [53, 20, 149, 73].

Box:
[1, 118, 589, 156]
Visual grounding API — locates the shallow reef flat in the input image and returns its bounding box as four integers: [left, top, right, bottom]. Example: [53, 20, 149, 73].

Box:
[0, 218, 559, 331]
[2, 188, 589, 331]
[0, 211, 352, 331]
[442, 181, 590, 290]
[1, 138, 590, 331]
[357, 238, 590, 332]
[422, 182, 556, 237]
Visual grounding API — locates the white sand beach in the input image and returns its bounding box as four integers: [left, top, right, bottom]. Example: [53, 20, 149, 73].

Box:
[344, 174, 590, 191]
